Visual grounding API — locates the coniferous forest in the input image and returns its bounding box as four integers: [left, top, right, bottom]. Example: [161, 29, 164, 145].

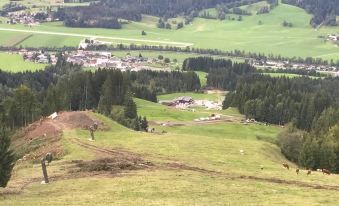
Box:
[1, 56, 339, 175]
[0, 56, 200, 131]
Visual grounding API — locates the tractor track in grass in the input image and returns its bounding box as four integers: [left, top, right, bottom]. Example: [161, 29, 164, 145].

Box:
[4, 134, 339, 196]
[4, 111, 339, 196]
[69, 137, 339, 192]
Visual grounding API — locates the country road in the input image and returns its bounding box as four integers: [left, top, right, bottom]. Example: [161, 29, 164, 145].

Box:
[0, 27, 194, 47]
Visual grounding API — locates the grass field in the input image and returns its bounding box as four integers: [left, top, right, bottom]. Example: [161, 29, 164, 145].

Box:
[263, 72, 321, 79]
[158, 92, 222, 102]
[2, 95, 339, 205]
[195, 71, 208, 87]
[0, 52, 47, 72]
[0, 2, 338, 60]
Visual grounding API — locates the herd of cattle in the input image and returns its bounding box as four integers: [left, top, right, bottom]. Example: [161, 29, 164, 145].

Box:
[282, 163, 331, 175]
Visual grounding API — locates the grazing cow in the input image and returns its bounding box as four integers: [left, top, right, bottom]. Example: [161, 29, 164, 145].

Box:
[307, 170, 312, 175]
[282, 163, 290, 170]
[322, 169, 331, 175]
[296, 168, 299, 175]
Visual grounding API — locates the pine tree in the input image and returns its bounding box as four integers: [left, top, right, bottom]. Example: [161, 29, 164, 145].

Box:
[124, 93, 137, 119]
[98, 75, 114, 115]
[299, 136, 319, 170]
[0, 127, 15, 188]
[140, 116, 148, 131]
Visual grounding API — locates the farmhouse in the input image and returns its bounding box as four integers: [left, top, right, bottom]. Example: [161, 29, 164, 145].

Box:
[174, 96, 194, 104]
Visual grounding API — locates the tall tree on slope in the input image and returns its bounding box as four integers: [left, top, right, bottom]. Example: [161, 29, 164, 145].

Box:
[0, 127, 15, 187]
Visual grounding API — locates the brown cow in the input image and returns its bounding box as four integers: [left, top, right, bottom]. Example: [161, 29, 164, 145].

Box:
[307, 170, 312, 175]
[322, 169, 331, 175]
[296, 168, 299, 175]
[282, 163, 290, 170]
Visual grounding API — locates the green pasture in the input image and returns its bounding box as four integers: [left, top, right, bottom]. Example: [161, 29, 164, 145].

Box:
[0, 2, 338, 60]
[158, 92, 222, 102]
[0, 52, 47, 72]
[3, 106, 339, 205]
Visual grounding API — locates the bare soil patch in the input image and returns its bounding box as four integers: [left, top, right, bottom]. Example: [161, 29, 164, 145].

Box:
[11, 111, 108, 162]
[70, 157, 153, 173]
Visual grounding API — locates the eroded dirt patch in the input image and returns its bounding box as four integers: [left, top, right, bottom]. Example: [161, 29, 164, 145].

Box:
[70, 157, 153, 174]
[11, 111, 108, 162]
[57, 111, 109, 130]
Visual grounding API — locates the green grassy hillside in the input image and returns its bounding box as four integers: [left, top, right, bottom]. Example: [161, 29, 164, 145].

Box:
[2, 98, 339, 205]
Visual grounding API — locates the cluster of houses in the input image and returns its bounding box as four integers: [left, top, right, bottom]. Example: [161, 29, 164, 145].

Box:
[16, 48, 171, 72]
[249, 59, 338, 73]
[159, 96, 223, 110]
[6, 11, 53, 26]
[18, 49, 58, 64]
[66, 50, 156, 71]
[78, 39, 108, 50]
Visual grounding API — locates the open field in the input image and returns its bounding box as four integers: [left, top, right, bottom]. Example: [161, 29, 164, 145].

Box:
[195, 71, 208, 87]
[158, 92, 222, 102]
[0, 0, 90, 8]
[240, 1, 270, 14]
[0, 52, 47, 72]
[263, 72, 321, 79]
[0, 3, 338, 60]
[2, 97, 339, 205]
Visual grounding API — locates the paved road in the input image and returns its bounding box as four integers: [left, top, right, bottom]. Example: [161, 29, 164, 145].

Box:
[0, 27, 194, 47]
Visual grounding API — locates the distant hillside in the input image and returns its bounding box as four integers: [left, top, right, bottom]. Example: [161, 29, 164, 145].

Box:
[282, 0, 339, 27]
[54, 0, 266, 29]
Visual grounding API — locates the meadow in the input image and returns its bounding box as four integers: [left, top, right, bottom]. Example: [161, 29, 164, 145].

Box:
[158, 91, 222, 102]
[263, 72, 322, 79]
[0, 2, 338, 60]
[0, 52, 47, 72]
[2, 94, 339, 205]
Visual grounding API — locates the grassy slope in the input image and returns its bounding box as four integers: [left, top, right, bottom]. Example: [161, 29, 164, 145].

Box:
[263, 72, 321, 79]
[240, 1, 270, 14]
[158, 91, 220, 102]
[195, 71, 208, 87]
[0, 52, 47, 72]
[2, 96, 339, 204]
[0, 3, 338, 59]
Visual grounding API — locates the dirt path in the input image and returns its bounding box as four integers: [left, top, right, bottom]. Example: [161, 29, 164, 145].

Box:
[69, 136, 339, 192]
[5, 111, 339, 195]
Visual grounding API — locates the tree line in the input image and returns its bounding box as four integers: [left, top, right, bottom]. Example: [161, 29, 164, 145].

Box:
[282, 0, 338, 27]
[183, 56, 256, 90]
[51, 0, 249, 29]
[221, 74, 339, 172]
[181, 56, 339, 173]
[0, 56, 201, 130]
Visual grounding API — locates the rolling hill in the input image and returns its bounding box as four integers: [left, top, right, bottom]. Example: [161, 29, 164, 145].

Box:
[2, 95, 339, 205]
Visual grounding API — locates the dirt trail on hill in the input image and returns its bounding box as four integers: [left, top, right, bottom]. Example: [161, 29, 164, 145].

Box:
[12, 111, 107, 162]
[163, 162, 339, 191]
[5, 111, 339, 195]
[69, 136, 339, 192]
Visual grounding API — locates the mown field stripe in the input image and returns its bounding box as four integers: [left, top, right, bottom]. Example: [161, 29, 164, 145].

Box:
[0, 27, 194, 47]
[12, 34, 33, 47]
